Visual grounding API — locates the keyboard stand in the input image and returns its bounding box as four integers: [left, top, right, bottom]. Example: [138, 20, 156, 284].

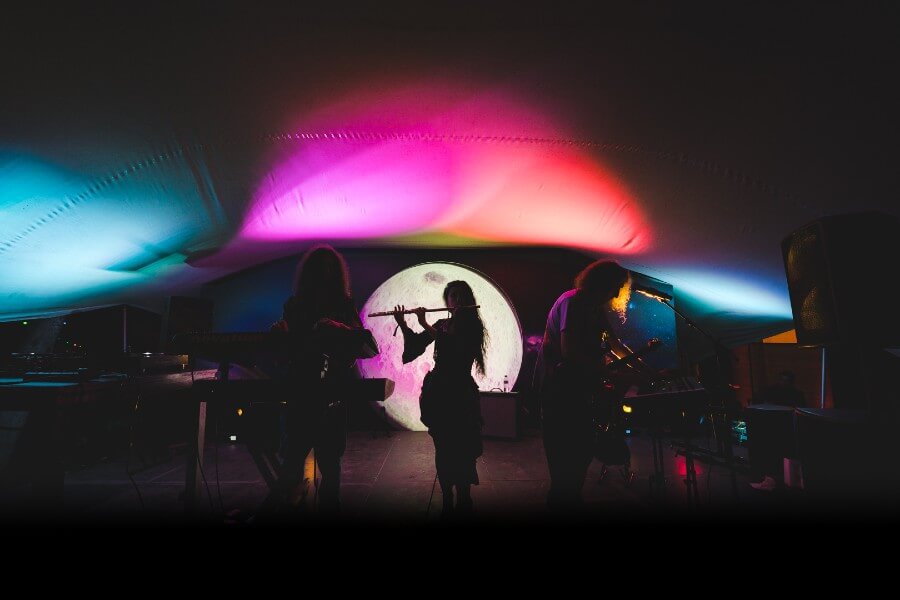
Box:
[183, 364, 393, 514]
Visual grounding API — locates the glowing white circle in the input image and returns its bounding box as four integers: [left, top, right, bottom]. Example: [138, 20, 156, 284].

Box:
[359, 262, 523, 431]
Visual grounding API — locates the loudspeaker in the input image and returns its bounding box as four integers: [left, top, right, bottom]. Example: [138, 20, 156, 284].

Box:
[795, 408, 873, 498]
[744, 404, 797, 482]
[480, 391, 519, 439]
[781, 210, 900, 347]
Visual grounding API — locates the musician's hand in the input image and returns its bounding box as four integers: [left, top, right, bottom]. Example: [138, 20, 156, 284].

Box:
[393, 305, 406, 326]
[315, 317, 350, 331]
[271, 320, 289, 332]
[413, 306, 428, 328]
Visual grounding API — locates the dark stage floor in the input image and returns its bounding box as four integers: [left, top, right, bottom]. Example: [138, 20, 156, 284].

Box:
[3, 424, 894, 528]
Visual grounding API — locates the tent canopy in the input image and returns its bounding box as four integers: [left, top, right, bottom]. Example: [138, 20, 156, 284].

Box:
[3, 5, 898, 357]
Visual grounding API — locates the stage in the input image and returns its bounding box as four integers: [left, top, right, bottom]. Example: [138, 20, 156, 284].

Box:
[1, 426, 851, 527]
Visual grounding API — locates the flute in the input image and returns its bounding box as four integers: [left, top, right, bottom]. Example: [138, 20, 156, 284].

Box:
[367, 305, 480, 317]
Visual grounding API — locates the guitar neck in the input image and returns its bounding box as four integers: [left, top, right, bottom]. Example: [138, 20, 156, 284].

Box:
[605, 338, 661, 371]
[606, 352, 644, 371]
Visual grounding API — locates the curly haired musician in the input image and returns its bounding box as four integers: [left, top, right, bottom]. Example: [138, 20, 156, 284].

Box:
[261, 244, 368, 518]
[535, 259, 651, 513]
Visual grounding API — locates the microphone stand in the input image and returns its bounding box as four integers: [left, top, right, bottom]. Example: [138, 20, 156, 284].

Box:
[647, 296, 743, 502]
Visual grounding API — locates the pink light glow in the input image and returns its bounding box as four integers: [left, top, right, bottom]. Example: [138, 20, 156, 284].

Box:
[439, 143, 648, 252]
[240, 81, 651, 252]
[675, 455, 704, 478]
[241, 141, 455, 239]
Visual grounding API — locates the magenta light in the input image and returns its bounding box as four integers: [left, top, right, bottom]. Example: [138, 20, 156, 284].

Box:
[241, 140, 455, 240]
[239, 81, 650, 252]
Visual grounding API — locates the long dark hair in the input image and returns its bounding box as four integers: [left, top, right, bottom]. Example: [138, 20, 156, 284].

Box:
[292, 244, 352, 317]
[574, 259, 631, 321]
[574, 259, 629, 294]
[444, 280, 488, 376]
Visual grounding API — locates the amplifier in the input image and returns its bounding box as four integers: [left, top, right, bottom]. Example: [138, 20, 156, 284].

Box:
[480, 391, 519, 440]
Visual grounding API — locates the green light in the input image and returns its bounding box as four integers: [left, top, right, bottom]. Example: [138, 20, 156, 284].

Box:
[21, 321, 27, 325]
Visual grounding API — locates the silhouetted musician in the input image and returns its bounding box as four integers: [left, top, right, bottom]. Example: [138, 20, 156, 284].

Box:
[181, 246, 384, 520]
[177, 325, 390, 515]
[257, 244, 374, 520]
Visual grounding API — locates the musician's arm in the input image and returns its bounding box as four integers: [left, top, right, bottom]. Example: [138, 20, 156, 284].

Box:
[414, 307, 439, 337]
[417, 320, 438, 337]
[307, 295, 368, 333]
[314, 317, 353, 331]
[401, 327, 435, 363]
[389, 304, 433, 363]
[607, 336, 652, 372]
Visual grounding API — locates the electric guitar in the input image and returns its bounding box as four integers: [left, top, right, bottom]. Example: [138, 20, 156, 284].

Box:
[592, 337, 663, 466]
[601, 337, 662, 379]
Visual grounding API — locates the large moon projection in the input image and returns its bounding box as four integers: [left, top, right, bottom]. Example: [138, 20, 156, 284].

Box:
[359, 263, 523, 431]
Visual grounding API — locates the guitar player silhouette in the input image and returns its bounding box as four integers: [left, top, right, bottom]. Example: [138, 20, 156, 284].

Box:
[536, 259, 658, 512]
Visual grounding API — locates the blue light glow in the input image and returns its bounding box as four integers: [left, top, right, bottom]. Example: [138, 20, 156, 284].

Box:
[628, 266, 793, 318]
[0, 150, 225, 321]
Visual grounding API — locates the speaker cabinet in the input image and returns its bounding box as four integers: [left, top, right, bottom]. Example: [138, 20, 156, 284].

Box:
[480, 391, 519, 439]
[781, 211, 900, 347]
[745, 404, 797, 482]
[795, 408, 873, 498]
